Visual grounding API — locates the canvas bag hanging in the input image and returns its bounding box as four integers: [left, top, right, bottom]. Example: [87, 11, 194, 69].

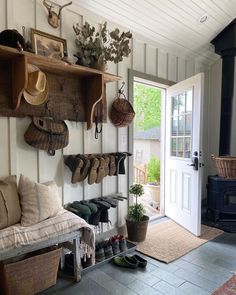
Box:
[24, 117, 69, 156]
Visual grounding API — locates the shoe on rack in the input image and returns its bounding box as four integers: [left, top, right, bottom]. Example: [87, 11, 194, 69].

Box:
[118, 235, 128, 252]
[110, 236, 120, 255]
[103, 241, 113, 259]
[95, 243, 105, 263]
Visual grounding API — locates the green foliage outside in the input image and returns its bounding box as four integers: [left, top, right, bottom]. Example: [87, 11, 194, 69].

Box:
[147, 156, 160, 184]
[134, 82, 162, 131]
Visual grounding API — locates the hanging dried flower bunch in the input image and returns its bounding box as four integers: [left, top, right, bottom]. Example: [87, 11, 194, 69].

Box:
[73, 21, 132, 70]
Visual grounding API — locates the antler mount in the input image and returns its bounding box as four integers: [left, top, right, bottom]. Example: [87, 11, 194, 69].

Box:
[43, 0, 72, 28]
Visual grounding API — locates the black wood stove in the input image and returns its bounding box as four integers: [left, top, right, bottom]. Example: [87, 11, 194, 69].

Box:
[207, 19, 236, 231]
[207, 176, 236, 222]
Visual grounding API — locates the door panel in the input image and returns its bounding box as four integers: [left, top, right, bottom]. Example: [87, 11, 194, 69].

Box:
[165, 73, 204, 236]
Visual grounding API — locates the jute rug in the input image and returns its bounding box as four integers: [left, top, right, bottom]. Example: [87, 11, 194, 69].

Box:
[212, 274, 236, 294]
[136, 220, 224, 263]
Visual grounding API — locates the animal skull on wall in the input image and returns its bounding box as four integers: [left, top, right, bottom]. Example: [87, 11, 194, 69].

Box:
[43, 0, 72, 28]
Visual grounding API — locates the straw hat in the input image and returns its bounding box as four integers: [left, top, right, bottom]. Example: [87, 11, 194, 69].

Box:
[23, 64, 49, 106]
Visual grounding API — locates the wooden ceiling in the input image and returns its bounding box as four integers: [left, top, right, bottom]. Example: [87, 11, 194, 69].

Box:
[75, 0, 236, 66]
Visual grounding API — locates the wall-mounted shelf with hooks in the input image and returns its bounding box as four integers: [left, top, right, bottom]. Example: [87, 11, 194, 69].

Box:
[0, 45, 121, 129]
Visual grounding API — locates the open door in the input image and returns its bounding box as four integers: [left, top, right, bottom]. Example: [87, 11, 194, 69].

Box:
[165, 73, 204, 236]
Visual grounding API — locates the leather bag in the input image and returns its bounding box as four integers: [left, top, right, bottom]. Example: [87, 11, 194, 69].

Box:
[24, 117, 69, 156]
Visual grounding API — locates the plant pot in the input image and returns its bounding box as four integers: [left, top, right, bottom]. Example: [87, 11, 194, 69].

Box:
[90, 61, 107, 72]
[126, 215, 149, 242]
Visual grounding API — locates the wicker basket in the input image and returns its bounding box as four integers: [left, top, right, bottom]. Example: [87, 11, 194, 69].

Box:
[110, 93, 135, 128]
[0, 248, 61, 295]
[211, 155, 236, 179]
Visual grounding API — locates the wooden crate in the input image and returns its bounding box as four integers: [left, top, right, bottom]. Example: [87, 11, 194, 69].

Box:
[0, 248, 61, 295]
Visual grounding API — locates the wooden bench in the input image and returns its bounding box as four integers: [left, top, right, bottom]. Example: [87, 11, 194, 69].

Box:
[0, 231, 82, 282]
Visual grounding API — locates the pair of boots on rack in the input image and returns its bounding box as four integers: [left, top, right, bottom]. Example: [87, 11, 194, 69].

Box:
[65, 153, 132, 185]
[65, 154, 112, 184]
[67, 194, 127, 226]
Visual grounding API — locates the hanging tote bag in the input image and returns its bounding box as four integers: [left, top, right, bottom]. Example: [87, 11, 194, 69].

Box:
[24, 117, 69, 156]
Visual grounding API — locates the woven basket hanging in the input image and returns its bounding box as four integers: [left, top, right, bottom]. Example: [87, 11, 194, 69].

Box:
[110, 82, 135, 128]
[211, 154, 236, 179]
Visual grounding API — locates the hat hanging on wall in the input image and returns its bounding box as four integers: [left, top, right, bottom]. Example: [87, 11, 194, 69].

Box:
[23, 64, 49, 106]
[0, 29, 26, 51]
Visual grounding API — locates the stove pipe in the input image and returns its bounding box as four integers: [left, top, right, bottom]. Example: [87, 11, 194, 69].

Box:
[211, 19, 236, 156]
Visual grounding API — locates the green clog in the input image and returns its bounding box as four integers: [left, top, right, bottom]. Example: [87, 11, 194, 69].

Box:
[132, 254, 147, 268]
[113, 256, 138, 269]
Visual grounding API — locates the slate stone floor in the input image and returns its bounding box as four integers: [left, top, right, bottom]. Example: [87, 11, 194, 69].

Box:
[41, 225, 236, 295]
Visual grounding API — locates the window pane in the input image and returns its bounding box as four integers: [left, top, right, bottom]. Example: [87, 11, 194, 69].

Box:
[172, 117, 178, 136]
[184, 137, 191, 158]
[178, 93, 185, 115]
[172, 96, 178, 116]
[171, 138, 177, 157]
[177, 137, 184, 158]
[178, 115, 185, 136]
[185, 114, 192, 135]
[186, 90, 192, 112]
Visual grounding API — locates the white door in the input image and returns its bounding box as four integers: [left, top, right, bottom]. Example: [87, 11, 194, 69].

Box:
[165, 73, 204, 236]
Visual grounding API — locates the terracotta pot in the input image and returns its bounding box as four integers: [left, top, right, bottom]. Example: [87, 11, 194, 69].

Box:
[126, 215, 149, 242]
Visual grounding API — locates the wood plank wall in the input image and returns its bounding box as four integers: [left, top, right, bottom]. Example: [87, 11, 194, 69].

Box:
[0, 0, 207, 231]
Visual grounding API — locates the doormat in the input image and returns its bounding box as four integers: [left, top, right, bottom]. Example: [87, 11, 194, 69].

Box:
[136, 220, 223, 263]
[212, 274, 236, 294]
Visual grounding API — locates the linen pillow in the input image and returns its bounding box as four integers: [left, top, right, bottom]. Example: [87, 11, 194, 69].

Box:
[18, 174, 63, 226]
[0, 175, 21, 230]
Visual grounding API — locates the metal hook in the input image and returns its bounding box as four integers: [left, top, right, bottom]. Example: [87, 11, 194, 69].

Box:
[118, 81, 125, 94]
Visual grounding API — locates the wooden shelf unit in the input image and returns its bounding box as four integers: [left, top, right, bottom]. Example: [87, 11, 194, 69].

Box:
[0, 45, 121, 129]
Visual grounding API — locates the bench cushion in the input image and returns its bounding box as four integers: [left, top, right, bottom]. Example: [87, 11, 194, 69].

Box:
[0, 209, 94, 256]
[0, 176, 21, 230]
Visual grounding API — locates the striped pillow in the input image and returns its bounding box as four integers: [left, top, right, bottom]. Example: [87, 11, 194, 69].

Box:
[18, 174, 63, 226]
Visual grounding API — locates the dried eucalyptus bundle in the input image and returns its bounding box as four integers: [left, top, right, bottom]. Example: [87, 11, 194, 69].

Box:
[73, 21, 132, 68]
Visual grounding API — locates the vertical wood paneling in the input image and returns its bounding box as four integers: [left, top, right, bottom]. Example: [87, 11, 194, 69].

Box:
[16, 118, 38, 181]
[146, 45, 157, 76]
[0, 0, 6, 30]
[61, 121, 84, 203]
[101, 62, 118, 202]
[186, 60, 195, 78]
[177, 56, 186, 82]
[0, 118, 10, 177]
[157, 49, 168, 79]
[6, 0, 14, 28]
[9, 118, 17, 175]
[117, 54, 132, 228]
[61, 8, 82, 61]
[133, 39, 145, 73]
[0, 0, 208, 233]
[168, 53, 177, 82]
[12, 0, 35, 32]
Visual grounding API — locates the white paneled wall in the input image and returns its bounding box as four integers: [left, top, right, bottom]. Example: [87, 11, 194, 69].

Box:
[0, 0, 206, 230]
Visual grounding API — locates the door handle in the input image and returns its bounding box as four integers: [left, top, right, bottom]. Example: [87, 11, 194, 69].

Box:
[187, 156, 199, 171]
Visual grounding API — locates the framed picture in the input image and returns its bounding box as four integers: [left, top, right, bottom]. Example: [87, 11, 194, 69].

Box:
[31, 29, 67, 59]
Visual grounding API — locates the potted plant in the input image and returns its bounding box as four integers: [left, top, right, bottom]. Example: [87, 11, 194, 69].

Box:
[126, 184, 149, 242]
[73, 21, 132, 70]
